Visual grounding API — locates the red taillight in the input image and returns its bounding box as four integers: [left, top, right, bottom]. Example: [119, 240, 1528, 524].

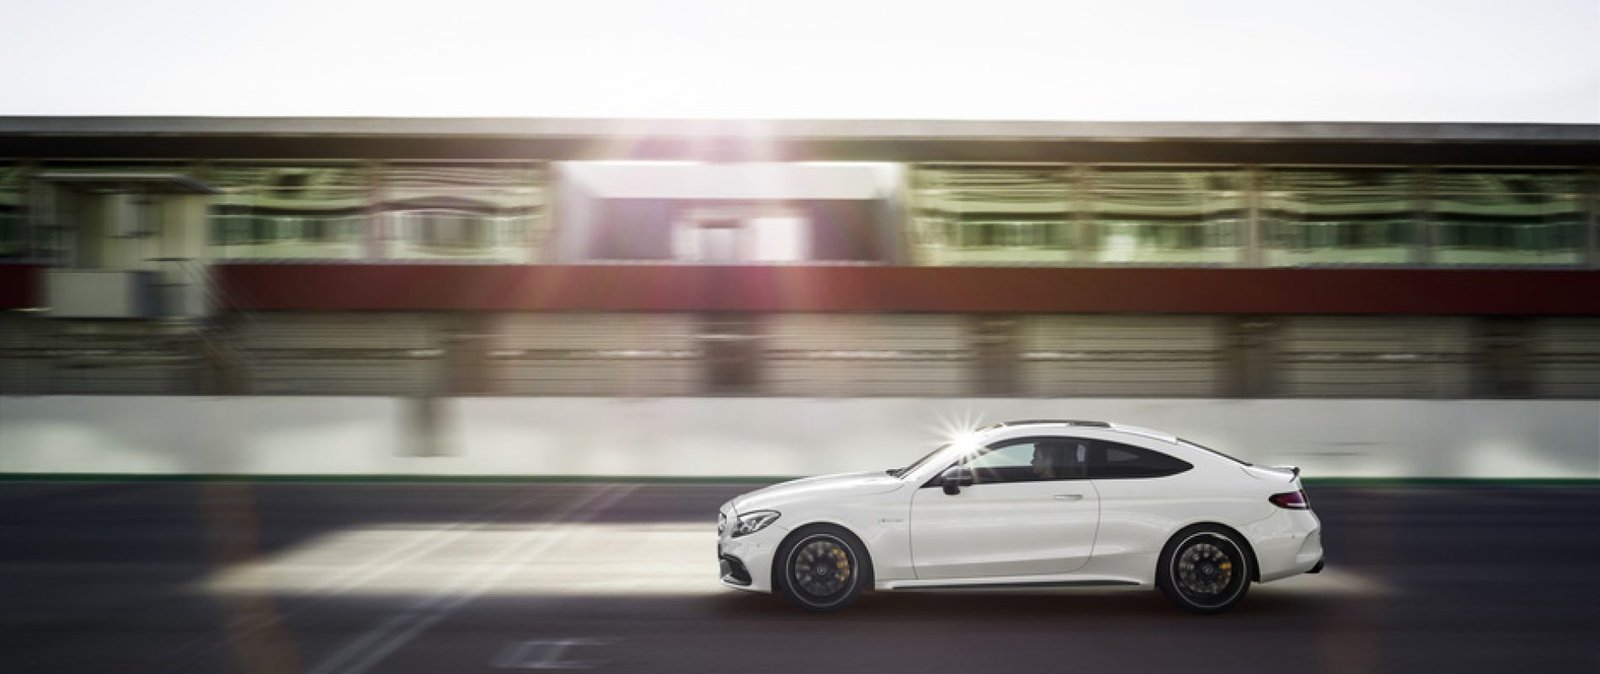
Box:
[1269, 490, 1309, 509]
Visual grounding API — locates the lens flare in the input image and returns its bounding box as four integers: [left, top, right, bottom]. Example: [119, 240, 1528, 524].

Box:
[926, 407, 987, 447]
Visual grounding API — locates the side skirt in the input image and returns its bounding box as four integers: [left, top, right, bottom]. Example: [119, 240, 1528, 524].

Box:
[881, 578, 1144, 591]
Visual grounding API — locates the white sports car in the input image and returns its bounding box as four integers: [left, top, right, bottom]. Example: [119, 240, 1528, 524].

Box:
[717, 419, 1324, 613]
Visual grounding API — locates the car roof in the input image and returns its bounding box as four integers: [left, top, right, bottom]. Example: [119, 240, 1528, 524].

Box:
[979, 419, 1110, 431]
[981, 419, 1181, 446]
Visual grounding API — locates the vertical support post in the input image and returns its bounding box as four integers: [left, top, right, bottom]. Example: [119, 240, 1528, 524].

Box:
[409, 312, 455, 457]
[191, 160, 215, 268]
[700, 312, 762, 396]
[1414, 166, 1436, 267]
[1587, 168, 1599, 269]
[971, 314, 1018, 396]
[365, 160, 384, 261]
[1475, 317, 1533, 399]
[528, 162, 550, 265]
[17, 159, 38, 262]
[1225, 315, 1276, 398]
[27, 163, 59, 266]
[897, 163, 920, 265]
[1069, 165, 1092, 266]
[442, 312, 493, 396]
[1243, 166, 1263, 268]
[877, 163, 911, 266]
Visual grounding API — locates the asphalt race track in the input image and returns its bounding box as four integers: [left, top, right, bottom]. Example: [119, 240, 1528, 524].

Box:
[2, 481, 1597, 673]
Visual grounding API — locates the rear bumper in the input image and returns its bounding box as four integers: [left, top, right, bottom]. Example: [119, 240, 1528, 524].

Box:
[1244, 508, 1324, 583]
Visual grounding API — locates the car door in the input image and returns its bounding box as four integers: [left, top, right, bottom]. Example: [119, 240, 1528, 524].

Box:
[909, 436, 1101, 580]
[1083, 438, 1200, 568]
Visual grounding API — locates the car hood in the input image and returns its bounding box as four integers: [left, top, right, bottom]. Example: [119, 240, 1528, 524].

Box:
[731, 470, 906, 514]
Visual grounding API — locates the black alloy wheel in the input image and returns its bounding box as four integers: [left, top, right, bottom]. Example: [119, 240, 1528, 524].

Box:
[775, 525, 870, 611]
[1157, 526, 1252, 614]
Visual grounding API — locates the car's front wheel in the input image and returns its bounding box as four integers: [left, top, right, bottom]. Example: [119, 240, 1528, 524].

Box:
[1157, 525, 1252, 614]
[774, 525, 871, 611]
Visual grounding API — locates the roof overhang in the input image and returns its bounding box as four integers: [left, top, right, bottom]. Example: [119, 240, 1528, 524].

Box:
[1, 117, 1596, 165]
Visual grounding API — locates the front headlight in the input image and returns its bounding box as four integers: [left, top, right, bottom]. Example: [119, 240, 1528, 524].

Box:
[717, 511, 728, 536]
[733, 510, 780, 538]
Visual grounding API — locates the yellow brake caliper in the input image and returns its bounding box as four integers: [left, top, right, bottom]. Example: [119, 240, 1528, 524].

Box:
[831, 547, 851, 581]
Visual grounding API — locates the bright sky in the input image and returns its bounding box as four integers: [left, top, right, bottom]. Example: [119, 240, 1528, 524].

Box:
[1, 0, 1595, 122]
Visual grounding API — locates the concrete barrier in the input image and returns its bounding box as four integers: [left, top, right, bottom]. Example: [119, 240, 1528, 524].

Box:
[2, 396, 1596, 478]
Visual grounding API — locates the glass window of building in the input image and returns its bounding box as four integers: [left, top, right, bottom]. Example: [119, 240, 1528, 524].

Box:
[1431, 170, 1587, 266]
[1262, 168, 1417, 266]
[560, 161, 892, 265]
[1086, 167, 1245, 264]
[34, 162, 201, 265]
[210, 165, 370, 260]
[380, 163, 545, 263]
[0, 165, 26, 259]
[908, 165, 1072, 265]
[592, 198, 675, 260]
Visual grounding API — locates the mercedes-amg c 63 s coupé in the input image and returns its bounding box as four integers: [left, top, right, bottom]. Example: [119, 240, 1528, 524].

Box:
[717, 419, 1324, 613]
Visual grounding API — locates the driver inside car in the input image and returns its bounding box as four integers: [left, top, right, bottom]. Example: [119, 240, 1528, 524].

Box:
[1031, 441, 1087, 480]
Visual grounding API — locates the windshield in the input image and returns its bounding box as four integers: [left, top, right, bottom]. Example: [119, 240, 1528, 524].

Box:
[1180, 437, 1252, 466]
[891, 443, 950, 478]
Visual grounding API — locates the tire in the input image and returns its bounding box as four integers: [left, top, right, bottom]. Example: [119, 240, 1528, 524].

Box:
[1156, 525, 1252, 614]
[773, 524, 872, 612]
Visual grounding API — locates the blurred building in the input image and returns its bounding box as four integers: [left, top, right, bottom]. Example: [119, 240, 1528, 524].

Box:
[0, 118, 1597, 399]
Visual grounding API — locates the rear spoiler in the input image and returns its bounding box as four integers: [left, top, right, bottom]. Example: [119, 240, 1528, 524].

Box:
[1241, 464, 1301, 482]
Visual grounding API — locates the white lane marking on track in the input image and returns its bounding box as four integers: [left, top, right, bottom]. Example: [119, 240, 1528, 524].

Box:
[306, 485, 638, 674]
[493, 638, 615, 670]
[150, 485, 549, 673]
[203, 523, 719, 596]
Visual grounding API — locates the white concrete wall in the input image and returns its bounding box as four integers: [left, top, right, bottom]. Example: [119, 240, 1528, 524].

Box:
[2, 396, 1596, 479]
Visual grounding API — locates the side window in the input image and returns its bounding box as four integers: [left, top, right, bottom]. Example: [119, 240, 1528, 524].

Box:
[1089, 440, 1193, 479]
[959, 437, 1089, 484]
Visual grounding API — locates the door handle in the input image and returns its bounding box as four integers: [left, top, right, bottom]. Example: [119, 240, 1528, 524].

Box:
[1053, 494, 1083, 502]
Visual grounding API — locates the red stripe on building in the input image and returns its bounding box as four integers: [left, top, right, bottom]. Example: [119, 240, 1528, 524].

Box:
[0, 264, 42, 308]
[201, 265, 1600, 315]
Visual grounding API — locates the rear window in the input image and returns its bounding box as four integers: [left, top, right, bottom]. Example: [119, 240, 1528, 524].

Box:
[1179, 437, 1252, 466]
[1089, 440, 1193, 479]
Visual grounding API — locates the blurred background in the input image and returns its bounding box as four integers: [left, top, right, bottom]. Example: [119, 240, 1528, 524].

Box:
[1, 126, 1597, 477]
[1, 117, 1597, 674]
[1, 1, 1597, 672]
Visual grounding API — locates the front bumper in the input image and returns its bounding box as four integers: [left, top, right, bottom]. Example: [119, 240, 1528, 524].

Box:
[719, 554, 753, 586]
[717, 505, 783, 593]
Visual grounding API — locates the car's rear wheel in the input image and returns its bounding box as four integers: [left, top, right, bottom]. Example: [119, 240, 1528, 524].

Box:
[1157, 525, 1251, 614]
[774, 525, 871, 612]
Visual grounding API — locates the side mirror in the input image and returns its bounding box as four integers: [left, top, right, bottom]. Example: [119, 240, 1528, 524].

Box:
[941, 467, 974, 495]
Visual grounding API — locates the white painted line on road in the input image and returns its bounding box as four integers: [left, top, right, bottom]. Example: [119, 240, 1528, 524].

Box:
[306, 484, 638, 674]
[493, 638, 616, 670]
[207, 523, 718, 596]
[155, 486, 556, 674]
[305, 485, 623, 674]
